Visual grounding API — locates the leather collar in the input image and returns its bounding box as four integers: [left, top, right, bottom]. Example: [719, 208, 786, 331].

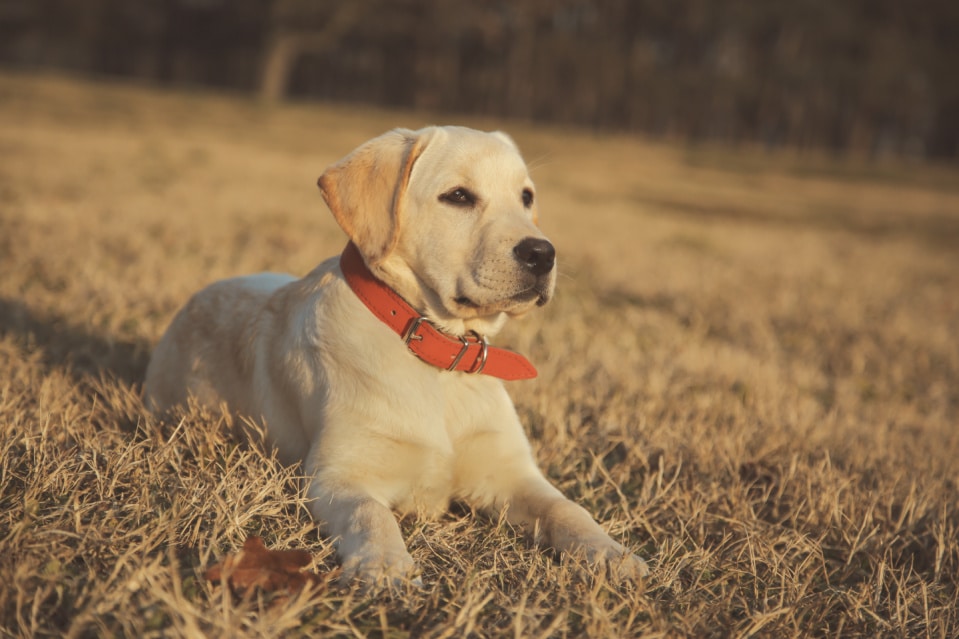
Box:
[339, 242, 537, 381]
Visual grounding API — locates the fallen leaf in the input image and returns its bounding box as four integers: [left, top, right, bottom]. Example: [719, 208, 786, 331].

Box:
[204, 536, 333, 599]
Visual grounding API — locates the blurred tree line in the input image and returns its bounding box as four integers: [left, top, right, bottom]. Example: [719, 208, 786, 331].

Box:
[2, 0, 956, 159]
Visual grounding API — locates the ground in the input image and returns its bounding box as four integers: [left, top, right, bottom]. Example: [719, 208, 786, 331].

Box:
[1, 72, 957, 637]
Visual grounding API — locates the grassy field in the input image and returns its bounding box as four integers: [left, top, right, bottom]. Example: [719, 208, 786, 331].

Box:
[1, 72, 958, 637]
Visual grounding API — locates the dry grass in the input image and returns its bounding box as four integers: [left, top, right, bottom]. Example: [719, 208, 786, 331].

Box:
[1, 72, 958, 638]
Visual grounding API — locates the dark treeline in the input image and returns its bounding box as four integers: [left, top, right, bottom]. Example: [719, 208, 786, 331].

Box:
[2, 0, 957, 159]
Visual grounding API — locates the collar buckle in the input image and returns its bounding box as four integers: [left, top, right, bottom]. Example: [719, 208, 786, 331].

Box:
[402, 316, 429, 345]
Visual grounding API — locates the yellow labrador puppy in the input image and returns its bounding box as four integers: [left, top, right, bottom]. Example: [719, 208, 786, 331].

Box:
[144, 126, 649, 586]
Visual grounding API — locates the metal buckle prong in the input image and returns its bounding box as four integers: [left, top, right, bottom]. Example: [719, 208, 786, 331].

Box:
[403, 316, 428, 345]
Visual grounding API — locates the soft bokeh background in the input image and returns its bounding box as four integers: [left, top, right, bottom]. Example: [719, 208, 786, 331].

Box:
[1, 2, 958, 637]
[2, 0, 958, 159]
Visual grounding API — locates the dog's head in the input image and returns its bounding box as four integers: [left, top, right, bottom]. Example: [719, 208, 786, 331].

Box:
[318, 126, 556, 334]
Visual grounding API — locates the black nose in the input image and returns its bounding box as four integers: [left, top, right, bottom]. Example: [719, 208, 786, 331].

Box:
[513, 237, 556, 276]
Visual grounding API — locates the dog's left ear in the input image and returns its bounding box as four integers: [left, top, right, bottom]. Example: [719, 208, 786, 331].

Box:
[318, 127, 433, 266]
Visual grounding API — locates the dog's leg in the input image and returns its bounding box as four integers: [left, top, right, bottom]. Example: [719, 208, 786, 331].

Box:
[457, 398, 650, 582]
[307, 483, 418, 588]
[503, 473, 650, 581]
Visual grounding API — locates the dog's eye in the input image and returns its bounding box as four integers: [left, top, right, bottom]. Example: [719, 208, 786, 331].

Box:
[522, 188, 534, 208]
[440, 188, 476, 207]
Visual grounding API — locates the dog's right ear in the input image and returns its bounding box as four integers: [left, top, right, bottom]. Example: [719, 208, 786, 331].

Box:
[318, 128, 430, 267]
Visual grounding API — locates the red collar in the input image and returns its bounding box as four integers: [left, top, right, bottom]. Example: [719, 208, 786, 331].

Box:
[339, 242, 537, 381]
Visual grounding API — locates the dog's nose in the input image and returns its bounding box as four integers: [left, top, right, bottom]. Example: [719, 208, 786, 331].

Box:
[513, 237, 556, 276]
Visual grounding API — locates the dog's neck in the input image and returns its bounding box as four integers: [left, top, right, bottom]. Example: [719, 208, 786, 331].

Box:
[371, 255, 510, 339]
[338, 243, 536, 381]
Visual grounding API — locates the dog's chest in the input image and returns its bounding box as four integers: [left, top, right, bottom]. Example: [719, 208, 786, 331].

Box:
[376, 374, 508, 515]
[309, 281, 519, 513]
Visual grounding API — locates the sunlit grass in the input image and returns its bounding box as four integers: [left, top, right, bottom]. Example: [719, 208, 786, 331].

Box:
[2, 72, 957, 637]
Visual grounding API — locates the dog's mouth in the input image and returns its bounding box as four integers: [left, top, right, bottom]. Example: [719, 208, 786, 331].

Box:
[524, 286, 553, 308]
[452, 285, 551, 315]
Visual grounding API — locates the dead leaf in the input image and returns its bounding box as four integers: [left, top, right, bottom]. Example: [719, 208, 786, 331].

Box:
[203, 536, 333, 599]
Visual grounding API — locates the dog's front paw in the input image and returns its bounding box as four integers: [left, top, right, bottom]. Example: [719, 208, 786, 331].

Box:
[603, 551, 650, 582]
[574, 539, 650, 584]
[340, 546, 421, 590]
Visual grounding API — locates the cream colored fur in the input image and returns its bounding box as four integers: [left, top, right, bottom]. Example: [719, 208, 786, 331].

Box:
[143, 126, 649, 586]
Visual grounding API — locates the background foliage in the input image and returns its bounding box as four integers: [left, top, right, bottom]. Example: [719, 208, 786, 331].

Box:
[2, 0, 958, 158]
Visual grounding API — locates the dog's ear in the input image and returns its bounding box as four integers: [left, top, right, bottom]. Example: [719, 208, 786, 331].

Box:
[490, 130, 539, 225]
[490, 130, 518, 151]
[318, 128, 431, 266]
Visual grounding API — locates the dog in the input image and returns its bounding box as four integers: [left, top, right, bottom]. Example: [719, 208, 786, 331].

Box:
[144, 126, 649, 587]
